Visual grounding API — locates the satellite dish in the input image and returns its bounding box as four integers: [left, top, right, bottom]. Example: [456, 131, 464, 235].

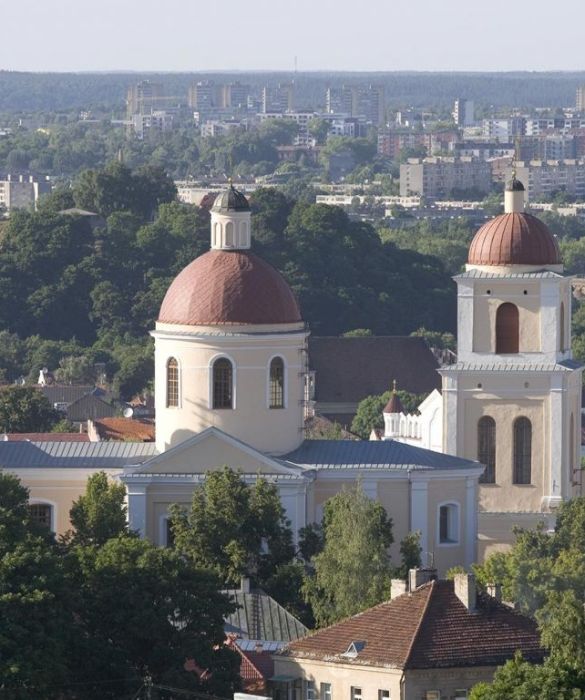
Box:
[123, 407, 134, 418]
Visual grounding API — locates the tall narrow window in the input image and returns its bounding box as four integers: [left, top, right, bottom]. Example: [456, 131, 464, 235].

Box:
[225, 221, 234, 247]
[478, 416, 496, 484]
[213, 358, 233, 409]
[496, 302, 519, 353]
[560, 302, 565, 351]
[513, 417, 532, 484]
[269, 357, 285, 408]
[166, 357, 179, 407]
[439, 504, 459, 544]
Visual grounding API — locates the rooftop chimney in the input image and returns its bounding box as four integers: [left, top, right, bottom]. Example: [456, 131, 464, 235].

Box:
[408, 567, 438, 592]
[454, 573, 477, 611]
[390, 579, 408, 599]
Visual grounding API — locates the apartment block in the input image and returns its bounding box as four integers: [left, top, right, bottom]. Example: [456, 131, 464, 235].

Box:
[513, 160, 585, 201]
[126, 81, 164, 117]
[326, 84, 385, 125]
[261, 83, 294, 114]
[400, 157, 492, 198]
[0, 174, 51, 214]
[452, 98, 475, 127]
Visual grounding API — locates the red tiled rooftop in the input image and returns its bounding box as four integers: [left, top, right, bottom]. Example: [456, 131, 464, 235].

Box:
[93, 418, 155, 442]
[282, 580, 544, 670]
[468, 212, 561, 266]
[158, 250, 301, 326]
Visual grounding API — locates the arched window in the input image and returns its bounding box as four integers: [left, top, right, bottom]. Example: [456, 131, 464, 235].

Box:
[225, 221, 234, 247]
[269, 357, 285, 409]
[239, 221, 248, 247]
[496, 303, 519, 353]
[560, 302, 565, 351]
[29, 503, 52, 529]
[213, 222, 220, 248]
[166, 357, 179, 407]
[213, 358, 233, 409]
[513, 417, 532, 484]
[478, 416, 496, 484]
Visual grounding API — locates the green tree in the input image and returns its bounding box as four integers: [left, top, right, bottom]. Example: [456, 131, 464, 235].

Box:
[170, 467, 294, 586]
[0, 386, 61, 433]
[66, 471, 129, 547]
[351, 388, 426, 439]
[71, 536, 240, 699]
[303, 482, 393, 626]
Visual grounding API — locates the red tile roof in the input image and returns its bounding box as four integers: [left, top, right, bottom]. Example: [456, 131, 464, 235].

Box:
[383, 391, 405, 414]
[93, 418, 155, 442]
[159, 250, 302, 326]
[281, 580, 544, 670]
[3, 432, 89, 442]
[468, 213, 561, 266]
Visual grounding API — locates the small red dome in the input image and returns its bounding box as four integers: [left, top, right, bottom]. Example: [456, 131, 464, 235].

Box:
[158, 250, 302, 326]
[468, 212, 561, 266]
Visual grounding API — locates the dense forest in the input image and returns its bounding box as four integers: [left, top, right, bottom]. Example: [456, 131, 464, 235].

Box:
[2, 70, 585, 113]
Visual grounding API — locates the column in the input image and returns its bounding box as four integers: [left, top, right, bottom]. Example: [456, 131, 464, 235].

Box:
[465, 476, 478, 567]
[410, 478, 429, 563]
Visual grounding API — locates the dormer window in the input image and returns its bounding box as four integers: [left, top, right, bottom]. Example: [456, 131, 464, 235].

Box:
[342, 640, 366, 658]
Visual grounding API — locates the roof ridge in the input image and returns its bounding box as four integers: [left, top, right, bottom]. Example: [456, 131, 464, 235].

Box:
[402, 580, 435, 668]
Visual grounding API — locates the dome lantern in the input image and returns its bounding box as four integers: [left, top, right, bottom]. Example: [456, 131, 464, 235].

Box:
[210, 183, 252, 251]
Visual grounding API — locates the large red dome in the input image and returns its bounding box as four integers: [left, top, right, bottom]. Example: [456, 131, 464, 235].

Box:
[158, 250, 302, 326]
[468, 212, 561, 266]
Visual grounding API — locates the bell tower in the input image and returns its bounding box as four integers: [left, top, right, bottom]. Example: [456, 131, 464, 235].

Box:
[440, 178, 583, 558]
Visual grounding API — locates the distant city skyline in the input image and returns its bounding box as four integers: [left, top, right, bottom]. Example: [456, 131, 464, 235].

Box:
[3, 0, 585, 73]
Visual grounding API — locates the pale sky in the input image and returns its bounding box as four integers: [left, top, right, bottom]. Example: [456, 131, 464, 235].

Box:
[2, 0, 585, 73]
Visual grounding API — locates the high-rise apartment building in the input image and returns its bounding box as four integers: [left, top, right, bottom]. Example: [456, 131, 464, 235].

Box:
[452, 98, 475, 127]
[512, 160, 585, 201]
[126, 81, 164, 117]
[576, 85, 585, 112]
[325, 84, 385, 125]
[400, 157, 492, 198]
[261, 83, 295, 113]
[0, 174, 51, 214]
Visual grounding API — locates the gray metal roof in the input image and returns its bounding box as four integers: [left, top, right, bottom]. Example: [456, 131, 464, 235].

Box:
[440, 360, 583, 373]
[282, 440, 480, 471]
[455, 270, 563, 280]
[0, 441, 157, 469]
[223, 589, 308, 642]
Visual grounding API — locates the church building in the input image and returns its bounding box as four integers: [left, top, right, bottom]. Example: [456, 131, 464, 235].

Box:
[374, 178, 583, 558]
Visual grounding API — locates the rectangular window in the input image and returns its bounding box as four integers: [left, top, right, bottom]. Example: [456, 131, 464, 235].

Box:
[439, 504, 458, 544]
[454, 691, 468, 700]
[165, 519, 175, 548]
[29, 504, 52, 528]
[305, 681, 315, 700]
[378, 691, 390, 700]
[351, 688, 362, 700]
[320, 683, 332, 700]
[426, 692, 440, 700]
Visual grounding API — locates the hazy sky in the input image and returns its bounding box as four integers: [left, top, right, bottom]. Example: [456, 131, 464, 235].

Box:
[3, 0, 585, 73]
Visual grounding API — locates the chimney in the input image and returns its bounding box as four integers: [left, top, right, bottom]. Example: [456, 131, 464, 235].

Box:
[255, 642, 263, 654]
[240, 576, 251, 593]
[454, 573, 477, 611]
[390, 579, 408, 599]
[408, 567, 438, 592]
[486, 583, 502, 602]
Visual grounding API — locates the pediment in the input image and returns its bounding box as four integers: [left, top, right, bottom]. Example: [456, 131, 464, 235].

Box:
[133, 427, 304, 477]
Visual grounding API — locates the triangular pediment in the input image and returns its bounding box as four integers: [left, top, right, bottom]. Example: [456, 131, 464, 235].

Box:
[131, 427, 305, 477]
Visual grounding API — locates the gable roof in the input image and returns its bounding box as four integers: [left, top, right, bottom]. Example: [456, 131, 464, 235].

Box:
[224, 588, 308, 642]
[132, 426, 307, 478]
[66, 394, 118, 422]
[3, 432, 89, 442]
[282, 439, 481, 472]
[39, 385, 100, 404]
[309, 336, 441, 404]
[281, 580, 544, 670]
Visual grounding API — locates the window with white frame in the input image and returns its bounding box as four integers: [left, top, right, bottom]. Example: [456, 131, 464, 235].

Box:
[378, 690, 390, 700]
[425, 692, 440, 700]
[351, 688, 362, 700]
[438, 503, 459, 544]
[305, 680, 316, 700]
[320, 683, 332, 700]
[454, 691, 468, 700]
